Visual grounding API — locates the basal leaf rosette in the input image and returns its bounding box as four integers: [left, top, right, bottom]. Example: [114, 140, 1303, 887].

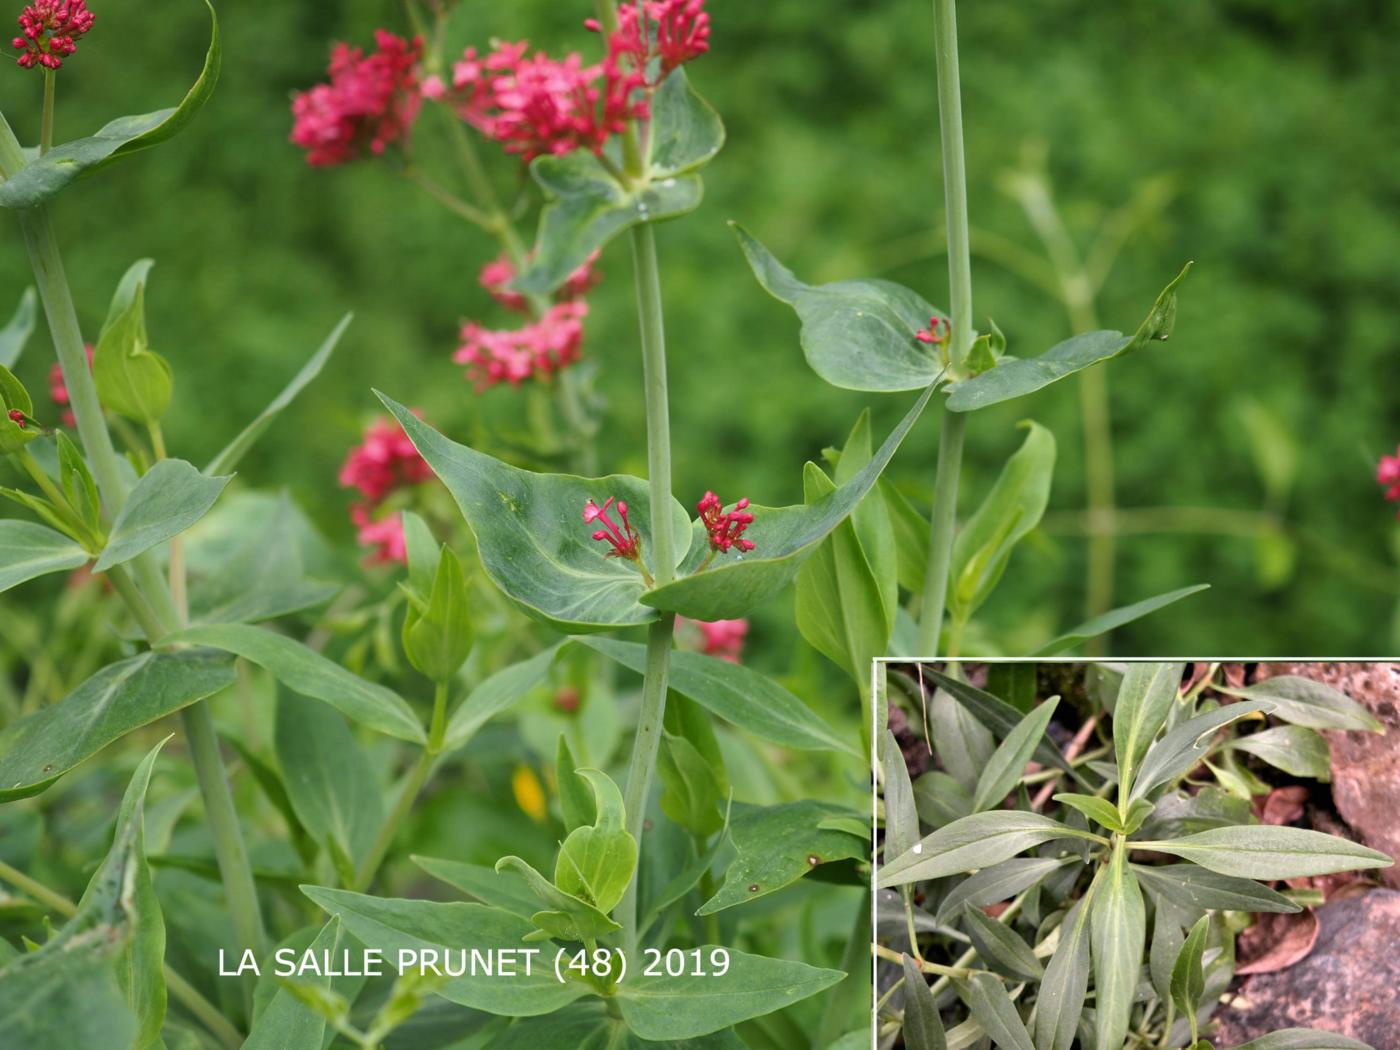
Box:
[377, 393, 691, 633]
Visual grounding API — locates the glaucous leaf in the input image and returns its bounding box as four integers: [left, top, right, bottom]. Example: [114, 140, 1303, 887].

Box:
[379, 393, 690, 632]
[962, 904, 1043, 982]
[646, 67, 726, 177]
[1091, 838, 1145, 1050]
[402, 543, 473, 683]
[913, 770, 974, 827]
[164, 623, 424, 742]
[945, 263, 1191, 412]
[734, 223, 946, 392]
[556, 735, 596, 833]
[442, 644, 563, 751]
[55, 431, 101, 536]
[972, 697, 1059, 813]
[495, 854, 619, 943]
[0, 519, 90, 594]
[641, 386, 934, 620]
[412, 856, 541, 920]
[1127, 701, 1275, 804]
[615, 948, 844, 1040]
[878, 812, 1094, 887]
[1171, 915, 1211, 1039]
[657, 730, 724, 838]
[492, 1001, 746, 1049]
[929, 686, 996, 793]
[1230, 725, 1331, 780]
[0, 649, 234, 801]
[902, 954, 948, 1050]
[881, 730, 919, 864]
[300, 887, 586, 1016]
[954, 971, 1034, 1050]
[0, 287, 36, 368]
[697, 800, 867, 914]
[935, 857, 1077, 925]
[579, 637, 856, 755]
[1034, 893, 1094, 1050]
[1135, 826, 1392, 879]
[94, 459, 230, 571]
[1031, 585, 1210, 656]
[0, 0, 220, 210]
[1228, 1031, 1372, 1050]
[1132, 863, 1299, 914]
[923, 669, 1081, 780]
[244, 918, 342, 1050]
[1113, 662, 1187, 802]
[554, 769, 636, 914]
[1220, 677, 1383, 733]
[205, 314, 350, 475]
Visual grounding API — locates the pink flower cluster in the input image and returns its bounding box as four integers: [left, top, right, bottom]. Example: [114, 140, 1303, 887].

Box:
[291, 30, 423, 167]
[1378, 446, 1400, 518]
[338, 416, 434, 565]
[454, 302, 587, 390]
[480, 250, 600, 314]
[584, 497, 641, 562]
[423, 39, 647, 162]
[12, 0, 92, 70]
[698, 491, 755, 554]
[47, 343, 93, 428]
[592, 0, 711, 77]
[681, 617, 748, 662]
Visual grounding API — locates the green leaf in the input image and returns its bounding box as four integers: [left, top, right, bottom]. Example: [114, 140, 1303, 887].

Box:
[492, 1001, 747, 1049]
[0, 363, 38, 454]
[913, 770, 973, 827]
[881, 479, 932, 593]
[556, 735, 595, 833]
[954, 971, 1034, 1050]
[494, 854, 620, 943]
[902, 954, 948, 1050]
[1228, 1031, 1373, 1050]
[962, 904, 1043, 983]
[1034, 892, 1094, 1050]
[949, 422, 1055, 621]
[945, 263, 1191, 412]
[1091, 837, 1145, 1050]
[0, 287, 36, 369]
[0, 0, 220, 210]
[697, 801, 866, 914]
[615, 947, 843, 1040]
[442, 644, 563, 751]
[1219, 677, 1383, 733]
[300, 886, 587, 1016]
[1113, 662, 1187, 801]
[579, 637, 855, 755]
[881, 730, 919, 864]
[554, 769, 636, 913]
[163, 623, 424, 743]
[987, 663, 1039, 714]
[1132, 863, 1300, 914]
[922, 669, 1081, 780]
[1149, 894, 1190, 1006]
[1135, 826, 1393, 879]
[0, 519, 90, 594]
[657, 730, 724, 838]
[411, 856, 541, 919]
[94, 459, 230, 571]
[378, 392, 689, 632]
[92, 280, 172, 426]
[641, 386, 935, 620]
[205, 314, 350, 475]
[1127, 701, 1276, 804]
[55, 432, 101, 537]
[1171, 915, 1210, 1040]
[0, 649, 234, 801]
[1031, 585, 1211, 655]
[403, 543, 474, 683]
[1230, 725, 1331, 780]
[878, 811, 1093, 887]
[244, 918, 342, 1050]
[1053, 792, 1125, 832]
[275, 691, 384, 874]
[646, 67, 726, 177]
[935, 856, 1077, 925]
[972, 697, 1060, 813]
[733, 223, 946, 392]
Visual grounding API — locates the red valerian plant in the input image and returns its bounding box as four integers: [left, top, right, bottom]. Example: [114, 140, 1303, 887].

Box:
[11, 0, 92, 69]
[583, 495, 642, 563]
[454, 300, 587, 389]
[1376, 445, 1400, 517]
[338, 414, 433, 563]
[680, 616, 748, 662]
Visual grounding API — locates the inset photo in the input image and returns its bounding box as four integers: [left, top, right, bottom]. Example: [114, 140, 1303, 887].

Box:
[875, 662, 1399, 1050]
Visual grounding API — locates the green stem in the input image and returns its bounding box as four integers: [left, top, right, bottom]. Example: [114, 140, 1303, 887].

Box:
[590, 0, 645, 178]
[818, 886, 872, 1046]
[917, 0, 974, 656]
[403, 168, 492, 228]
[355, 748, 434, 892]
[40, 69, 54, 156]
[105, 565, 168, 641]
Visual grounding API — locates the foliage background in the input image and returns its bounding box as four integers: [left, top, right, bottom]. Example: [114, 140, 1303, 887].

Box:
[4, 0, 1400, 659]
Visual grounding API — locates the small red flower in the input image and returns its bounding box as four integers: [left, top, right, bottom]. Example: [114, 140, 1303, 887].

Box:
[588, 0, 711, 77]
[455, 302, 587, 391]
[1378, 445, 1400, 518]
[12, 0, 93, 70]
[584, 496, 642, 562]
[48, 343, 93, 428]
[350, 504, 407, 565]
[697, 491, 754, 554]
[479, 250, 600, 314]
[681, 617, 748, 662]
[7, 408, 25, 428]
[291, 30, 423, 167]
[338, 416, 433, 504]
[915, 316, 946, 345]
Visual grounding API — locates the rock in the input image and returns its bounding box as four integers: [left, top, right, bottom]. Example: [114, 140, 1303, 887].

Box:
[1256, 662, 1400, 888]
[1213, 890, 1400, 1049]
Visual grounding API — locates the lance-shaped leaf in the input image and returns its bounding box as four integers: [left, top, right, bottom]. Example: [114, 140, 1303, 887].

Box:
[554, 769, 636, 913]
[301, 887, 587, 1016]
[512, 70, 720, 295]
[0, 287, 36, 368]
[697, 801, 867, 914]
[949, 422, 1055, 623]
[579, 637, 855, 755]
[922, 669, 1080, 780]
[1134, 826, 1393, 879]
[0, 649, 234, 801]
[1171, 915, 1211, 1043]
[1229, 725, 1331, 780]
[413, 856, 540, 919]
[641, 385, 934, 621]
[615, 947, 844, 1040]
[972, 697, 1060, 813]
[378, 392, 689, 632]
[1113, 662, 1187, 801]
[1054, 793, 1128, 832]
[878, 811, 1095, 887]
[493, 1002, 747, 1049]
[1031, 585, 1210, 656]
[94, 459, 230, 571]
[1132, 863, 1299, 914]
[1091, 837, 1145, 1050]
[244, 918, 343, 1050]
[0, 0, 220, 210]
[206, 314, 350, 475]
[945, 263, 1191, 412]
[734, 224, 946, 392]
[962, 904, 1043, 982]
[556, 735, 596, 833]
[1034, 889, 1095, 1050]
[164, 623, 424, 742]
[1217, 676, 1383, 733]
[442, 645, 564, 751]
[902, 954, 948, 1050]
[1127, 700, 1275, 804]
[954, 971, 1034, 1050]
[881, 730, 919, 865]
[935, 856, 1078, 925]
[495, 855, 620, 943]
[1229, 1032, 1372, 1050]
[0, 519, 90, 594]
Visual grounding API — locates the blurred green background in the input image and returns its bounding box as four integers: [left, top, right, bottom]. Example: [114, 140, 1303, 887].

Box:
[4, 0, 1399, 655]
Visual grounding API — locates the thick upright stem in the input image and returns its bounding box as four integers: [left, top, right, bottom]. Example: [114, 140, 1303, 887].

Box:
[40, 70, 55, 155]
[917, 0, 974, 656]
